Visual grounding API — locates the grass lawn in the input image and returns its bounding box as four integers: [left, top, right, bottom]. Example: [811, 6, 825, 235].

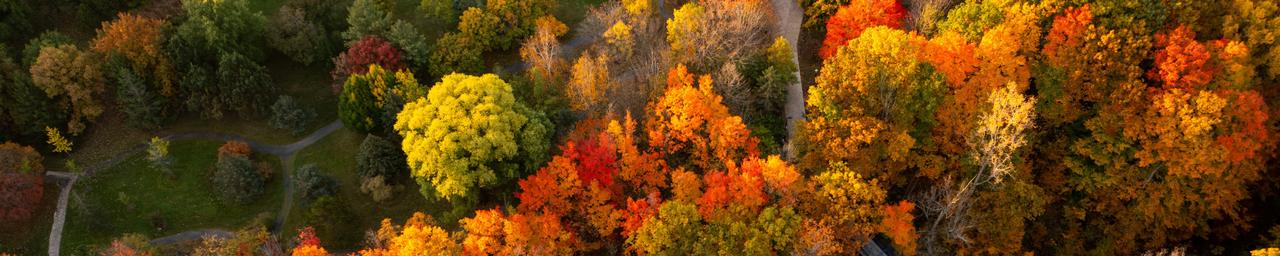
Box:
[60, 140, 285, 254]
[0, 182, 60, 255]
[282, 127, 439, 251]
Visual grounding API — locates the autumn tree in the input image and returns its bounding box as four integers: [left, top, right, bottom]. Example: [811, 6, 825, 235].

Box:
[0, 142, 44, 222]
[520, 16, 569, 94]
[101, 233, 157, 256]
[92, 13, 175, 97]
[30, 44, 107, 135]
[339, 64, 424, 134]
[359, 212, 459, 255]
[213, 154, 264, 204]
[647, 65, 759, 171]
[567, 52, 612, 113]
[332, 36, 405, 94]
[818, 0, 907, 59]
[291, 227, 329, 256]
[666, 0, 773, 71]
[394, 73, 551, 217]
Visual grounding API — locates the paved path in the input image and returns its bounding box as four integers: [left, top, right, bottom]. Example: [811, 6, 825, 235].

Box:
[46, 120, 344, 255]
[148, 229, 232, 246]
[770, 0, 806, 160]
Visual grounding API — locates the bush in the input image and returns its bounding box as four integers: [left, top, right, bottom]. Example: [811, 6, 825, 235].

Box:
[269, 95, 316, 135]
[355, 135, 407, 179]
[359, 175, 397, 203]
[295, 164, 338, 202]
[212, 155, 264, 204]
[217, 140, 252, 160]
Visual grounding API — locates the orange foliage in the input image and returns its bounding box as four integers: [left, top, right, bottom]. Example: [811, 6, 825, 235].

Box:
[881, 201, 917, 256]
[217, 140, 252, 160]
[91, 13, 175, 96]
[621, 192, 661, 238]
[462, 209, 508, 255]
[609, 115, 667, 195]
[1043, 5, 1092, 68]
[647, 64, 758, 171]
[1150, 25, 1214, 90]
[818, 0, 907, 59]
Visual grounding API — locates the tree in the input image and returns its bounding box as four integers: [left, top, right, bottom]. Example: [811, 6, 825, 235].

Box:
[333, 36, 405, 94]
[167, 0, 270, 119]
[1149, 25, 1214, 90]
[882, 201, 917, 256]
[647, 65, 758, 171]
[394, 73, 551, 207]
[171, 0, 266, 61]
[0, 142, 43, 222]
[818, 0, 907, 59]
[387, 20, 430, 71]
[357, 135, 408, 181]
[23, 31, 74, 68]
[339, 64, 422, 133]
[0, 44, 65, 140]
[343, 0, 395, 43]
[268, 6, 334, 66]
[429, 8, 498, 77]
[567, 52, 612, 113]
[291, 227, 330, 256]
[146, 137, 172, 175]
[215, 52, 276, 117]
[0, 0, 30, 42]
[520, 16, 568, 87]
[295, 164, 338, 202]
[30, 44, 107, 135]
[270, 95, 316, 136]
[217, 140, 252, 160]
[666, 0, 772, 70]
[359, 212, 459, 255]
[603, 21, 634, 59]
[212, 154, 263, 204]
[108, 58, 166, 129]
[92, 13, 175, 97]
[420, 0, 456, 22]
[304, 196, 356, 246]
[934, 0, 1006, 42]
[484, 0, 557, 50]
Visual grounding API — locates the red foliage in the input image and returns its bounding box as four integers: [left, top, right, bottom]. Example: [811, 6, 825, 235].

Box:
[566, 135, 618, 189]
[621, 192, 661, 238]
[695, 163, 767, 220]
[297, 226, 322, 247]
[332, 36, 405, 93]
[217, 140, 252, 160]
[0, 142, 44, 222]
[818, 0, 907, 59]
[1217, 90, 1272, 164]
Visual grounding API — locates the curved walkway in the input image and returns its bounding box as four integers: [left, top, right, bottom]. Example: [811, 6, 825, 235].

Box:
[46, 120, 344, 255]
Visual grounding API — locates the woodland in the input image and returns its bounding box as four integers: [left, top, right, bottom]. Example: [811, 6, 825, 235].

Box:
[1, 0, 1280, 255]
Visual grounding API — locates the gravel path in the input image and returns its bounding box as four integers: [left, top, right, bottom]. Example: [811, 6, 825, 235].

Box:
[46, 120, 344, 255]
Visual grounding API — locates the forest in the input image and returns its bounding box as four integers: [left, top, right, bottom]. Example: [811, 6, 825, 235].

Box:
[1, 0, 1279, 255]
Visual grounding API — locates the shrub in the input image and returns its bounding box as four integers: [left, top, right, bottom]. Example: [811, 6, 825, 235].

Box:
[295, 164, 338, 203]
[212, 155, 264, 204]
[355, 135, 407, 180]
[359, 175, 396, 202]
[217, 140, 252, 160]
[269, 95, 316, 135]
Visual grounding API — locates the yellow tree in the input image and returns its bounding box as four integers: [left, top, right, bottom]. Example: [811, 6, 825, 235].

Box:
[647, 64, 758, 171]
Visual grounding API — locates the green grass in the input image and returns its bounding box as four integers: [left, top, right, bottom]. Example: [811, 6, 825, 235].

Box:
[0, 183, 59, 255]
[60, 140, 285, 254]
[283, 127, 439, 250]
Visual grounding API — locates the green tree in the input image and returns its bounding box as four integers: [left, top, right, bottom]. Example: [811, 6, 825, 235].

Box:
[0, 44, 64, 140]
[339, 64, 425, 134]
[22, 31, 73, 67]
[109, 58, 166, 129]
[394, 73, 551, 213]
[268, 5, 334, 66]
[215, 52, 276, 118]
[269, 95, 316, 135]
[344, 0, 395, 43]
[168, 0, 271, 119]
[212, 154, 264, 204]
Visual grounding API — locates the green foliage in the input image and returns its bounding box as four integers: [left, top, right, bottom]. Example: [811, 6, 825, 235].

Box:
[343, 0, 395, 43]
[628, 200, 703, 255]
[269, 95, 316, 135]
[356, 134, 407, 180]
[109, 58, 166, 129]
[740, 37, 798, 116]
[420, 0, 457, 23]
[215, 52, 276, 118]
[23, 31, 74, 67]
[339, 64, 425, 134]
[429, 31, 487, 77]
[172, 0, 267, 61]
[0, 0, 30, 42]
[388, 20, 431, 72]
[394, 73, 552, 204]
[268, 5, 335, 66]
[212, 154, 264, 205]
[0, 44, 64, 140]
[304, 196, 357, 248]
[935, 0, 1006, 42]
[295, 164, 339, 203]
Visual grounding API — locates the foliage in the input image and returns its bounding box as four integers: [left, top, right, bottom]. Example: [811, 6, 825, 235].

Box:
[387, 20, 431, 72]
[359, 175, 397, 202]
[343, 0, 395, 43]
[521, 16, 568, 87]
[217, 140, 252, 160]
[935, 0, 1006, 42]
[269, 95, 316, 136]
[146, 137, 172, 175]
[359, 212, 459, 255]
[394, 73, 551, 205]
[666, 0, 773, 71]
[30, 44, 108, 135]
[604, 21, 635, 59]
[0, 0, 29, 42]
[304, 196, 356, 246]
[332, 36, 405, 94]
[268, 5, 334, 66]
[881, 201, 917, 256]
[356, 135, 407, 181]
[819, 0, 907, 59]
[647, 65, 759, 171]
[338, 64, 423, 134]
[0, 43, 65, 140]
[567, 52, 612, 113]
[101, 233, 156, 256]
[800, 0, 849, 29]
[22, 31, 74, 68]
[92, 13, 175, 97]
[167, 0, 271, 119]
[291, 227, 329, 256]
[0, 142, 43, 222]
[108, 58, 166, 129]
[212, 154, 263, 204]
[45, 127, 72, 153]
[295, 164, 339, 203]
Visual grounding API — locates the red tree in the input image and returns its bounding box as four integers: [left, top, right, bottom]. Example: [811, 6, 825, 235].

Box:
[0, 142, 45, 222]
[332, 36, 405, 93]
[818, 0, 907, 59]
